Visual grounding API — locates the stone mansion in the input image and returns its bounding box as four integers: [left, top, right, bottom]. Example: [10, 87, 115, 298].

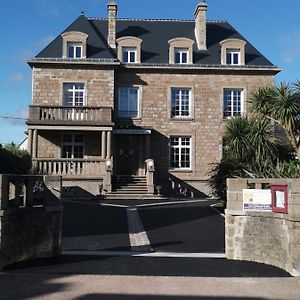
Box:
[26, 1, 280, 198]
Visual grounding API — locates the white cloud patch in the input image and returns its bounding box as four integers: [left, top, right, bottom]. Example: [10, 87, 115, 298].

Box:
[11, 73, 25, 82]
[281, 31, 300, 64]
[3, 107, 29, 125]
[12, 35, 55, 63]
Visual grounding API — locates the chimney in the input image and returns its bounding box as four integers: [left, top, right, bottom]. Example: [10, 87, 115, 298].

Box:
[107, 1, 117, 49]
[194, 1, 207, 50]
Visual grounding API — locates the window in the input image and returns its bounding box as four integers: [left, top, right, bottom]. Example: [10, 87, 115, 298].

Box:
[118, 88, 139, 118]
[62, 134, 84, 158]
[226, 49, 240, 65]
[122, 47, 137, 63]
[170, 136, 191, 170]
[67, 42, 83, 58]
[175, 48, 189, 64]
[223, 89, 243, 118]
[63, 83, 85, 107]
[171, 88, 191, 118]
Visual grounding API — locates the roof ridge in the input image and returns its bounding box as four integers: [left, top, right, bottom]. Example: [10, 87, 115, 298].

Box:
[87, 17, 226, 23]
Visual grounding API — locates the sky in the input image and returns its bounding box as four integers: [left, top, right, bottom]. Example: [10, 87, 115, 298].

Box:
[1, 0, 300, 145]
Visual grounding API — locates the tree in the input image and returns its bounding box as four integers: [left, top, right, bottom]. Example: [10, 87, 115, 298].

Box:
[250, 81, 300, 157]
[224, 116, 278, 165]
[0, 143, 31, 174]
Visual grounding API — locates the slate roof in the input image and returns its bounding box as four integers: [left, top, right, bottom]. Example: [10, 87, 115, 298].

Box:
[36, 15, 274, 66]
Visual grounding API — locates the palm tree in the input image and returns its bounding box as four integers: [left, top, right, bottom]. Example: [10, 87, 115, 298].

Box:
[250, 82, 300, 157]
[224, 116, 278, 165]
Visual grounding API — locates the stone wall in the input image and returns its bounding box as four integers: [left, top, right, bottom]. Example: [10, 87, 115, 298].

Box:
[226, 178, 300, 276]
[116, 70, 274, 192]
[0, 175, 62, 270]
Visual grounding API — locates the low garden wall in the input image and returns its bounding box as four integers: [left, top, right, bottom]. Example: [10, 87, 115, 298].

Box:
[226, 178, 300, 276]
[0, 174, 62, 270]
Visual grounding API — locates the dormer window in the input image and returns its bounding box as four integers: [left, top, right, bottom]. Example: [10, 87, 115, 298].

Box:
[61, 31, 88, 59]
[122, 47, 137, 63]
[220, 39, 246, 66]
[67, 42, 83, 58]
[175, 48, 189, 64]
[168, 38, 194, 64]
[226, 49, 240, 65]
[117, 36, 142, 64]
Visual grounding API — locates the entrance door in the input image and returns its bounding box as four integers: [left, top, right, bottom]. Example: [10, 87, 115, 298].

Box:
[115, 135, 139, 175]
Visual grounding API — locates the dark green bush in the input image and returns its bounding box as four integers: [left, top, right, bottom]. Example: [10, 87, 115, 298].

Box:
[0, 143, 31, 174]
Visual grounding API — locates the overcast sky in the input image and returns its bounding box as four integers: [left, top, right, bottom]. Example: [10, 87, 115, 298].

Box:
[1, 0, 300, 145]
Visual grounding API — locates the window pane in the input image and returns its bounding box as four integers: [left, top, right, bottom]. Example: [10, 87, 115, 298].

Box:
[118, 88, 138, 118]
[181, 52, 187, 64]
[130, 51, 136, 63]
[175, 52, 181, 64]
[233, 53, 239, 64]
[68, 46, 74, 58]
[75, 46, 82, 58]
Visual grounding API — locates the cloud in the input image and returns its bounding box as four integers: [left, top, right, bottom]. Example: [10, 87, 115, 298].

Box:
[34, 0, 60, 17]
[11, 73, 25, 82]
[281, 31, 300, 64]
[12, 35, 55, 63]
[2, 107, 29, 126]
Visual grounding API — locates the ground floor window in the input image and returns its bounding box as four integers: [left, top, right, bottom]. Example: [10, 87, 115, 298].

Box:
[170, 136, 191, 169]
[61, 134, 84, 158]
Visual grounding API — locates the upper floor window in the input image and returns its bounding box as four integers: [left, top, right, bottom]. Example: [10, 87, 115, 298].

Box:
[226, 49, 240, 65]
[223, 89, 243, 118]
[118, 87, 139, 118]
[122, 47, 137, 63]
[175, 48, 189, 64]
[171, 88, 191, 118]
[170, 136, 192, 170]
[61, 31, 88, 59]
[117, 36, 142, 63]
[63, 83, 85, 107]
[67, 42, 83, 58]
[220, 39, 246, 66]
[168, 38, 194, 64]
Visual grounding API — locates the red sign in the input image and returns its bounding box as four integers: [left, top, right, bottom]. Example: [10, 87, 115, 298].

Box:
[271, 185, 288, 214]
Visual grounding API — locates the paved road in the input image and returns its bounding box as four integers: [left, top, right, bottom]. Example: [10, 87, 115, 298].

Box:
[2, 198, 300, 300]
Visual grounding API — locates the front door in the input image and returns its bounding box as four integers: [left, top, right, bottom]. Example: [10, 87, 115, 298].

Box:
[115, 135, 139, 175]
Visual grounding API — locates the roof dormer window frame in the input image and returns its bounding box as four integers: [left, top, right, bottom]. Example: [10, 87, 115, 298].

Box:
[220, 39, 246, 66]
[117, 36, 142, 64]
[168, 38, 194, 65]
[61, 31, 88, 59]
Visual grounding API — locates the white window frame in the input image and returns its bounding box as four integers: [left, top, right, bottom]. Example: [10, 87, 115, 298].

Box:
[169, 136, 192, 170]
[171, 88, 192, 119]
[61, 133, 84, 159]
[223, 89, 244, 118]
[67, 42, 83, 58]
[122, 47, 137, 63]
[63, 83, 85, 107]
[174, 48, 189, 64]
[118, 87, 140, 118]
[226, 49, 241, 65]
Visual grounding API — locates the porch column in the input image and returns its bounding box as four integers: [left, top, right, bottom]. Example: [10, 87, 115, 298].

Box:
[32, 129, 38, 158]
[106, 131, 112, 159]
[28, 129, 33, 156]
[101, 131, 107, 159]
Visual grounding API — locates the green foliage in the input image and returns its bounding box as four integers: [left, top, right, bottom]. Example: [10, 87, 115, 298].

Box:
[0, 143, 31, 174]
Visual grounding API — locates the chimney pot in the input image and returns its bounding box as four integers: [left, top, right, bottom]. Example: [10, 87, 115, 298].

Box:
[194, 1, 207, 50]
[107, 1, 118, 49]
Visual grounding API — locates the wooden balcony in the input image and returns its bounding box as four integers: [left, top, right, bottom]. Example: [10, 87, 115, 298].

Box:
[32, 158, 106, 178]
[27, 105, 113, 126]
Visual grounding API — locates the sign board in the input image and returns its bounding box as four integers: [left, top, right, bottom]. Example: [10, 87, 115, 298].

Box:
[113, 129, 151, 135]
[243, 189, 272, 211]
[271, 185, 288, 214]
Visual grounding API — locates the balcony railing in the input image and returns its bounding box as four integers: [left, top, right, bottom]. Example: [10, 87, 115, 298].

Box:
[27, 105, 113, 126]
[32, 158, 106, 177]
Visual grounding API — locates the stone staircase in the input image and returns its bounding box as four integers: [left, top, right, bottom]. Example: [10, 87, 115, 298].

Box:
[105, 175, 163, 200]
